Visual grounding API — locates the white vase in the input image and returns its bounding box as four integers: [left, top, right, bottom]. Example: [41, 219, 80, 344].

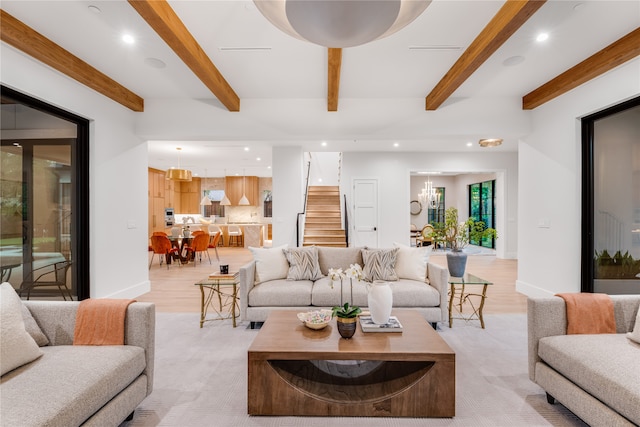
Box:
[368, 280, 393, 324]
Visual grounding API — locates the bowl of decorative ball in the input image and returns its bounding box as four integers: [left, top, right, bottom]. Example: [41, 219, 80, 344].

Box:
[297, 310, 333, 330]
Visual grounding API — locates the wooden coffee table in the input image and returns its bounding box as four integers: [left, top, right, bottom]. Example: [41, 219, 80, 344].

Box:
[247, 310, 455, 417]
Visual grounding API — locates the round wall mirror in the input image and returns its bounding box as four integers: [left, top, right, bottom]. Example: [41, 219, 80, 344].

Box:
[410, 200, 422, 215]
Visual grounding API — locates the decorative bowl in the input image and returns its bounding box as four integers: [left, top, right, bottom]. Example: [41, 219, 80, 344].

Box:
[297, 310, 332, 330]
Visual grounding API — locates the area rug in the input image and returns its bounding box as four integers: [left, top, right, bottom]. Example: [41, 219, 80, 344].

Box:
[122, 313, 586, 427]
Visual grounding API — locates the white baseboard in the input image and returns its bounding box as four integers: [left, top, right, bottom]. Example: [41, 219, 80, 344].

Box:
[516, 280, 556, 298]
[102, 280, 150, 299]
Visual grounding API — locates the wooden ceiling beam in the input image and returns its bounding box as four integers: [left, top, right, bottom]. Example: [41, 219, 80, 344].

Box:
[425, 0, 546, 111]
[128, 0, 240, 112]
[328, 48, 342, 112]
[523, 27, 640, 110]
[0, 9, 144, 112]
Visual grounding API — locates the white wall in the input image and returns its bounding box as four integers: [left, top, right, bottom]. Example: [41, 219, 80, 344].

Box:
[517, 58, 640, 298]
[1, 44, 150, 299]
[272, 146, 304, 248]
[340, 151, 518, 258]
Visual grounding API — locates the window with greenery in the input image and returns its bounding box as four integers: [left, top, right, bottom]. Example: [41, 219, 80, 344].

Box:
[202, 190, 225, 218]
[469, 180, 495, 248]
[582, 96, 640, 294]
[264, 190, 272, 218]
[427, 188, 445, 224]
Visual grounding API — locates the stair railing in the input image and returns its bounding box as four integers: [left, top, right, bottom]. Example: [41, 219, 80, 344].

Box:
[343, 194, 349, 247]
[296, 160, 312, 247]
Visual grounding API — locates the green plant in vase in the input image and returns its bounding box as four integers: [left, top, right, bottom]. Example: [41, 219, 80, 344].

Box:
[332, 302, 361, 339]
[433, 207, 497, 277]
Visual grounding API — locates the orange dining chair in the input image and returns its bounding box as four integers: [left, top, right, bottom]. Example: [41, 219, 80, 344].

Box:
[208, 231, 221, 262]
[149, 235, 179, 269]
[184, 233, 211, 266]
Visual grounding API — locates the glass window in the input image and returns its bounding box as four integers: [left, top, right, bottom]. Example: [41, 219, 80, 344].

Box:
[469, 180, 495, 248]
[1, 87, 88, 300]
[427, 188, 444, 224]
[264, 190, 272, 218]
[584, 97, 640, 294]
[202, 189, 226, 218]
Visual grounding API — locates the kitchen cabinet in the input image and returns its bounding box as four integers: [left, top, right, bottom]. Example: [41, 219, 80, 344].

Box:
[178, 177, 201, 213]
[225, 176, 259, 206]
[148, 168, 167, 235]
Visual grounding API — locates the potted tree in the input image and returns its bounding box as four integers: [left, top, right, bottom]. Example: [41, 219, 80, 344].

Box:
[433, 207, 497, 277]
[332, 302, 362, 339]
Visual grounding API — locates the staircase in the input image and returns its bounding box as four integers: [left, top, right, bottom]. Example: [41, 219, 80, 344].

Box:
[303, 186, 347, 247]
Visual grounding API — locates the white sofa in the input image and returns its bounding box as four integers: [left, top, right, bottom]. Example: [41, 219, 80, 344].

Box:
[0, 299, 155, 427]
[239, 245, 449, 328]
[528, 295, 640, 426]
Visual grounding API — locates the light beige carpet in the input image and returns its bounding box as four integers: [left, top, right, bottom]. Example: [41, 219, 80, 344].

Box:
[122, 313, 587, 427]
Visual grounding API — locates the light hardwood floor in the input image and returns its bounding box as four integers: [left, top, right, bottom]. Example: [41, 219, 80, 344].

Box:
[139, 247, 525, 315]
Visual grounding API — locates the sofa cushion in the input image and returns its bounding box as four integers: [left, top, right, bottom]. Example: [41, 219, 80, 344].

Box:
[0, 345, 146, 427]
[393, 242, 432, 281]
[317, 246, 364, 276]
[362, 248, 399, 281]
[21, 303, 50, 347]
[248, 279, 313, 307]
[283, 246, 323, 281]
[311, 277, 364, 307]
[391, 280, 441, 307]
[249, 244, 289, 284]
[539, 334, 640, 423]
[628, 308, 640, 344]
[0, 282, 43, 376]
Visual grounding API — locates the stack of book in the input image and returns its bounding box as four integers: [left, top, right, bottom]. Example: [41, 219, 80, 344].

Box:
[359, 315, 403, 333]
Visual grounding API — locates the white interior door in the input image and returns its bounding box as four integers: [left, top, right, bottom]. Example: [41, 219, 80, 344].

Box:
[353, 179, 378, 247]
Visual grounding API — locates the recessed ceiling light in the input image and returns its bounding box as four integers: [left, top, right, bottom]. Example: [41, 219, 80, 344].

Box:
[122, 34, 135, 45]
[256, 157, 261, 161]
[466, 142, 473, 147]
[479, 138, 503, 148]
[144, 58, 166, 69]
[88, 5, 101, 14]
[244, 147, 249, 152]
[321, 141, 327, 147]
[536, 32, 549, 43]
[503, 55, 525, 67]
[393, 142, 399, 147]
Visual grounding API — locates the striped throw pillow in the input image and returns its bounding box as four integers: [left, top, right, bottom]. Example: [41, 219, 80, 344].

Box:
[362, 248, 399, 282]
[283, 246, 323, 281]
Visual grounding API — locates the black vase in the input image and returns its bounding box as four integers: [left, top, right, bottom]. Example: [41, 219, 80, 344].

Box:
[336, 317, 357, 339]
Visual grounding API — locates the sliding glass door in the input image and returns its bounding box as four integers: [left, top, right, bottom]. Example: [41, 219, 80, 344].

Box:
[1, 86, 89, 299]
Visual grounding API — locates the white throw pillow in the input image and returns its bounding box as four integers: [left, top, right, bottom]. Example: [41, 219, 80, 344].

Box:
[249, 244, 289, 284]
[393, 242, 432, 281]
[627, 309, 640, 345]
[1, 282, 43, 376]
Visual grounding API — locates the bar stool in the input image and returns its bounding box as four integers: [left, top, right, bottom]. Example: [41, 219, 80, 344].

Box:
[227, 225, 243, 247]
[208, 225, 223, 246]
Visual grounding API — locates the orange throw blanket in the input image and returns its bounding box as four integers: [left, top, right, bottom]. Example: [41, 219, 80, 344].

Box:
[556, 293, 616, 334]
[73, 299, 136, 345]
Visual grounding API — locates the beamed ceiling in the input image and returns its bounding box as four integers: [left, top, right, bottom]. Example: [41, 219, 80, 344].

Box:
[1, 0, 639, 177]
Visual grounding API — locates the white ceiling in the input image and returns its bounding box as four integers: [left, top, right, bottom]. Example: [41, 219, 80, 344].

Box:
[2, 1, 639, 177]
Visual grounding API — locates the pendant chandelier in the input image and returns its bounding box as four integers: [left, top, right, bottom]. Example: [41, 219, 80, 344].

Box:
[253, 0, 431, 48]
[166, 147, 192, 182]
[238, 169, 250, 206]
[220, 169, 231, 206]
[418, 176, 439, 210]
